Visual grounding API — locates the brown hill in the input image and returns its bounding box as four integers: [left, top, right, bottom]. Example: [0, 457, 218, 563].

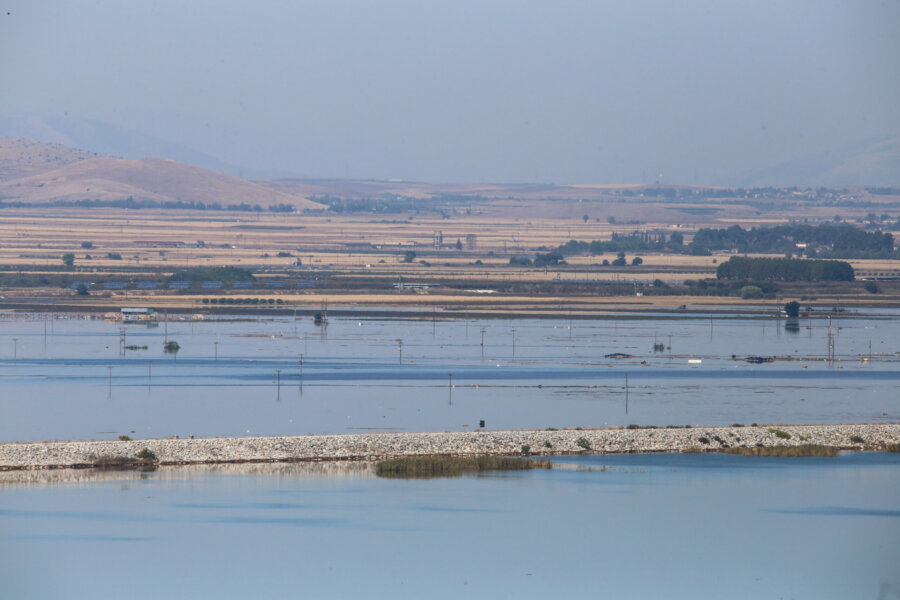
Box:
[0, 154, 325, 210]
[0, 137, 101, 181]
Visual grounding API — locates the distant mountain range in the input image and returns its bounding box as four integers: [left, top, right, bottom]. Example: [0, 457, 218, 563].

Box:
[1, 113, 897, 191]
[724, 135, 900, 188]
[0, 137, 323, 210]
[0, 114, 250, 177]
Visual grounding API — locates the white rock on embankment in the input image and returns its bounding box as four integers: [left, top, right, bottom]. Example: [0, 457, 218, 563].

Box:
[1, 423, 898, 471]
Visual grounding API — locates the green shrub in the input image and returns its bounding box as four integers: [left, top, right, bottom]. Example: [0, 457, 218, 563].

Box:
[740, 285, 764, 299]
[575, 437, 591, 450]
[118, 434, 132, 441]
[768, 428, 791, 440]
[849, 435, 865, 444]
[136, 448, 158, 462]
[543, 440, 553, 449]
[521, 445, 531, 455]
[698, 436, 710, 445]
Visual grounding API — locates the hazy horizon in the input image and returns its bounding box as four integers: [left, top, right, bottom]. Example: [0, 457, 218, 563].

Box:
[2, 1, 898, 184]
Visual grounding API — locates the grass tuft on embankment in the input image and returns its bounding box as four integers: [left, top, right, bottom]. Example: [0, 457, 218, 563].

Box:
[375, 455, 551, 479]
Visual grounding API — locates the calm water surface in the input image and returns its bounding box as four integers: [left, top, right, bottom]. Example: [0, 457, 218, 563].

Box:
[1, 452, 898, 599]
[1, 310, 899, 440]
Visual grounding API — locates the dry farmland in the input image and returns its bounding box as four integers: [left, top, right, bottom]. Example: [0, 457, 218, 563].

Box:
[0, 200, 898, 313]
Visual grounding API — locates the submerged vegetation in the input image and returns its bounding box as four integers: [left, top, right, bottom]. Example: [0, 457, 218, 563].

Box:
[375, 455, 551, 479]
[725, 445, 839, 457]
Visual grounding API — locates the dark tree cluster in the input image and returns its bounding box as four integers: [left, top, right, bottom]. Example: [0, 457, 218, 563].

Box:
[716, 256, 854, 282]
[556, 230, 677, 255]
[167, 266, 256, 282]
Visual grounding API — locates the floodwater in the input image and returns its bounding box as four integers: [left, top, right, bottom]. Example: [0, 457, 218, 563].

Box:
[1, 309, 899, 441]
[1, 452, 898, 599]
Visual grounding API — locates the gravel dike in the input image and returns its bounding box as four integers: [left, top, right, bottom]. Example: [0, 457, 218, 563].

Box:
[1, 423, 898, 472]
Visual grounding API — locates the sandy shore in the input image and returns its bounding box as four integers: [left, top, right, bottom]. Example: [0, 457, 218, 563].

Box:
[1, 423, 897, 472]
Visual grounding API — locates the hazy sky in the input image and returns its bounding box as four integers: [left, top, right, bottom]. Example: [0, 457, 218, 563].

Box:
[1, 0, 898, 183]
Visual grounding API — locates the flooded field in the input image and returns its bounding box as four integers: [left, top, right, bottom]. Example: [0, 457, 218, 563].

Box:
[1, 309, 899, 442]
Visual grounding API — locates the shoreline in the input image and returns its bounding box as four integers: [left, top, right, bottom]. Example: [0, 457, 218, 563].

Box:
[2, 423, 898, 473]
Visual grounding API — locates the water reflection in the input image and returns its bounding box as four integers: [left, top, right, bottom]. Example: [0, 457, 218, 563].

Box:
[0, 453, 897, 600]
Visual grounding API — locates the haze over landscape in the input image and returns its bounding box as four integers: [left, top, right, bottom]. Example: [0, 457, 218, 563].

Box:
[2, 0, 898, 186]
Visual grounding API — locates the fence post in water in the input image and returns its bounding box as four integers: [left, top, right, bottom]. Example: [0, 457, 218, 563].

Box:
[108, 366, 113, 397]
[397, 339, 403, 364]
[12, 338, 17, 360]
[625, 373, 629, 415]
[480, 328, 485, 360]
[276, 369, 281, 401]
[214, 341, 218, 361]
[448, 373, 453, 406]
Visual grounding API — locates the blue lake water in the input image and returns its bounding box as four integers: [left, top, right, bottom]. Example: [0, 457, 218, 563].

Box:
[1, 452, 898, 599]
[1, 310, 899, 441]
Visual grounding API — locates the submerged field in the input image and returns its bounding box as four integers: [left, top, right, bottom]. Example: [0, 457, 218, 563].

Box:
[1, 310, 898, 443]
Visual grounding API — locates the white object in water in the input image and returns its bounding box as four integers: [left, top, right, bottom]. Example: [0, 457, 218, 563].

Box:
[688, 359, 702, 364]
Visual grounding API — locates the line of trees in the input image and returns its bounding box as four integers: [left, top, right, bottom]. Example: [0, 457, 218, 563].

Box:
[691, 223, 895, 258]
[0, 198, 294, 213]
[556, 230, 683, 255]
[716, 256, 854, 281]
[554, 223, 895, 259]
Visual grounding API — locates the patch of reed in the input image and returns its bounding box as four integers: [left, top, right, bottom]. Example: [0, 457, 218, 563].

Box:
[725, 444, 838, 457]
[375, 455, 551, 479]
